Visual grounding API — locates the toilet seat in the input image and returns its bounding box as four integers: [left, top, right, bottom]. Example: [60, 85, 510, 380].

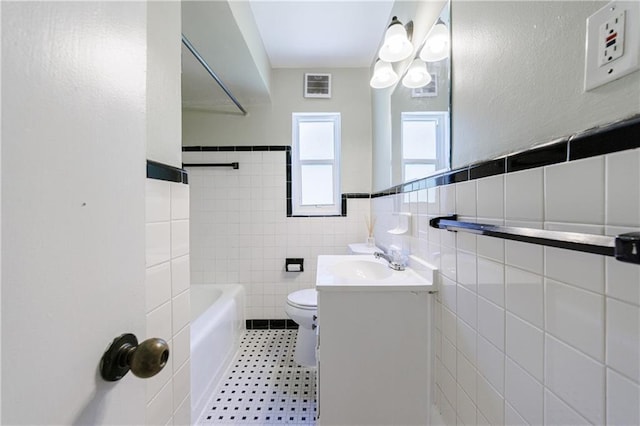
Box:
[287, 289, 317, 309]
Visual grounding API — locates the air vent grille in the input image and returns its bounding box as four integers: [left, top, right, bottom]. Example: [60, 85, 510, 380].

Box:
[304, 73, 331, 98]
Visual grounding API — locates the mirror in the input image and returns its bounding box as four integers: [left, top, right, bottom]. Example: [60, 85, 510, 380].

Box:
[390, 3, 450, 186]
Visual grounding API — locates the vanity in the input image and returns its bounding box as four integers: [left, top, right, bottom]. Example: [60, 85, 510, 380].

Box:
[315, 255, 437, 425]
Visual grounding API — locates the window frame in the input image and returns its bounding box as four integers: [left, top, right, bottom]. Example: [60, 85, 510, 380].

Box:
[291, 112, 341, 216]
[400, 111, 450, 183]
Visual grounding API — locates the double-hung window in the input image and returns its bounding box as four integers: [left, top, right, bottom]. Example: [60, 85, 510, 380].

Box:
[401, 111, 449, 182]
[292, 113, 341, 216]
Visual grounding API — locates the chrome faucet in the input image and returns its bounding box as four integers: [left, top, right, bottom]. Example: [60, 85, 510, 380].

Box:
[373, 251, 406, 271]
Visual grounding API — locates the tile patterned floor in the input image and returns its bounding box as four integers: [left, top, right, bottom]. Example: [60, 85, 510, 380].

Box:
[197, 329, 317, 425]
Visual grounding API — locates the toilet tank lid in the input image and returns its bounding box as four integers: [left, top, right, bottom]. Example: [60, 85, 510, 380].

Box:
[348, 243, 379, 254]
[288, 289, 317, 307]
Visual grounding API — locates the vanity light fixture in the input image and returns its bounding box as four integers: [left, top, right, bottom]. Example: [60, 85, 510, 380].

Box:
[378, 16, 414, 63]
[419, 20, 449, 62]
[370, 59, 399, 89]
[401, 58, 432, 88]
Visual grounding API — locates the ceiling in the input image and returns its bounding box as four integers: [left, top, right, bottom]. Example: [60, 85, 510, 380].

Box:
[181, 0, 395, 111]
[249, 1, 395, 68]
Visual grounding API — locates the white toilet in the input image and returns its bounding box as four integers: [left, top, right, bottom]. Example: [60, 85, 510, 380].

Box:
[285, 244, 378, 367]
[285, 289, 318, 367]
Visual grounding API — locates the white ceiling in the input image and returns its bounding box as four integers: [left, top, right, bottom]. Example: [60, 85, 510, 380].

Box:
[181, 0, 396, 111]
[249, 0, 395, 68]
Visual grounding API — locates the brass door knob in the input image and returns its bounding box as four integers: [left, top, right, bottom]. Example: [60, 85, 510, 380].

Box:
[100, 333, 169, 381]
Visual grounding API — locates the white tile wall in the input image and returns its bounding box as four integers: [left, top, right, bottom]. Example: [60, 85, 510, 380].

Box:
[607, 368, 640, 426]
[477, 335, 504, 394]
[457, 384, 477, 425]
[505, 313, 543, 382]
[606, 149, 640, 227]
[545, 335, 605, 425]
[476, 175, 504, 220]
[477, 257, 504, 307]
[544, 389, 590, 425]
[505, 168, 544, 221]
[188, 150, 370, 319]
[505, 358, 543, 425]
[370, 147, 640, 426]
[544, 156, 605, 224]
[606, 298, 640, 382]
[546, 278, 605, 361]
[457, 351, 477, 402]
[457, 284, 477, 329]
[145, 178, 190, 425]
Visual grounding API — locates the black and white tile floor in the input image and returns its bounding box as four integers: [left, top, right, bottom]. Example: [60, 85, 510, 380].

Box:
[197, 330, 317, 425]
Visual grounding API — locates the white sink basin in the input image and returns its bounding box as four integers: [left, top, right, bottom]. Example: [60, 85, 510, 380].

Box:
[316, 255, 437, 291]
[330, 259, 394, 280]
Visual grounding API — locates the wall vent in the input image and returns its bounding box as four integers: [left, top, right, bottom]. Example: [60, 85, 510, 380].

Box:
[304, 73, 331, 98]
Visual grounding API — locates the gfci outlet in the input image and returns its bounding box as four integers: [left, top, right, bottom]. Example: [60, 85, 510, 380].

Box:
[598, 10, 625, 66]
[584, 1, 640, 91]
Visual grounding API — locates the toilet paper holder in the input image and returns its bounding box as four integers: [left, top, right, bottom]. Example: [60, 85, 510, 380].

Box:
[286, 258, 304, 272]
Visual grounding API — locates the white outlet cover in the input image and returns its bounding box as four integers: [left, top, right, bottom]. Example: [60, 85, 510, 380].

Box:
[584, 1, 640, 91]
[598, 10, 625, 66]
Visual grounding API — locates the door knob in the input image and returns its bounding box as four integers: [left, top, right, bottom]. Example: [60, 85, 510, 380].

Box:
[100, 333, 169, 381]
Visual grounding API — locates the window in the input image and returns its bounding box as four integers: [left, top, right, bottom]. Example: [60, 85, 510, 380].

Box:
[292, 113, 341, 216]
[401, 111, 449, 183]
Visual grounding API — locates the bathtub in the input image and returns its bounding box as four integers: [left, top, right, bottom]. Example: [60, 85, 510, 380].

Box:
[190, 284, 245, 420]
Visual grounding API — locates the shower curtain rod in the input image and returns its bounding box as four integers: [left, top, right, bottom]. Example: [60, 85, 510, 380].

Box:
[430, 215, 640, 265]
[181, 34, 248, 116]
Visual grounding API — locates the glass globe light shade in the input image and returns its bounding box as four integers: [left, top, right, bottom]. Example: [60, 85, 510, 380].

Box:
[402, 59, 432, 89]
[378, 21, 413, 62]
[419, 23, 449, 62]
[370, 60, 399, 89]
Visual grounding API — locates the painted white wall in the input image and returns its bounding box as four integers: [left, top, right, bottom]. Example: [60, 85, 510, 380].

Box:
[228, 1, 272, 97]
[451, 0, 640, 168]
[2, 2, 147, 424]
[183, 67, 373, 193]
[181, 1, 271, 109]
[147, 1, 182, 168]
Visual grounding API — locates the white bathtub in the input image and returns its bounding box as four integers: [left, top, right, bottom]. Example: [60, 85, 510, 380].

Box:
[190, 284, 245, 421]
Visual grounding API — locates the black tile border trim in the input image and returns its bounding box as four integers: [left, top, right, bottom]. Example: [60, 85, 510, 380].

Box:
[183, 145, 368, 218]
[369, 113, 640, 197]
[246, 319, 299, 330]
[180, 115, 640, 200]
[183, 145, 290, 152]
[147, 160, 189, 184]
[569, 114, 640, 160]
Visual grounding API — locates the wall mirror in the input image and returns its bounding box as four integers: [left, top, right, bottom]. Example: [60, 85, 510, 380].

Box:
[390, 3, 451, 187]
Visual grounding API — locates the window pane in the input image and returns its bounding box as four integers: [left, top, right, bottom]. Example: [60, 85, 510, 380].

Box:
[299, 121, 335, 160]
[405, 163, 436, 182]
[402, 120, 437, 159]
[301, 165, 333, 205]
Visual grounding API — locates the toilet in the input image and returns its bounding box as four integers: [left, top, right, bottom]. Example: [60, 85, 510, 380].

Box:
[285, 244, 377, 367]
[285, 289, 318, 367]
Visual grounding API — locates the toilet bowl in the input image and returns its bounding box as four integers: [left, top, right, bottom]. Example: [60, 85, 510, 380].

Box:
[285, 289, 318, 367]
